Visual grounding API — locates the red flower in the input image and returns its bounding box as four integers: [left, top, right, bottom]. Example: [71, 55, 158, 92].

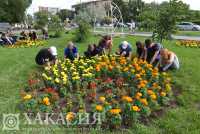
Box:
[105, 89, 112, 94]
[104, 77, 112, 83]
[115, 77, 124, 87]
[89, 82, 97, 89]
[28, 79, 38, 86]
[44, 87, 56, 93]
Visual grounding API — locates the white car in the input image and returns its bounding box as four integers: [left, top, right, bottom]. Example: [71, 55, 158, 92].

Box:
[177, 22, 200, 31]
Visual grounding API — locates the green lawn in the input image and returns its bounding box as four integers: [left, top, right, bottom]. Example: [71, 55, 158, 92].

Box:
[175, 31, 200, 36]
[0, 32, 200, 134]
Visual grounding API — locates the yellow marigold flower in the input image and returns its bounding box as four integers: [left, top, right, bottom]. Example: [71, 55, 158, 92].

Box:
[55, 78, 60, 83]
[150, 94, 157, 100]
[131, 69, 135, 73]
[79, 109, 84, 113]
[123, 67, 129, 72]
[162, 72, 167, 76]
[160, 92, 166, 97]
[99, 96, 106, 103]
[66, 112, 75, 121]
[23, 94, 32, 100]
[166, 84, 171, 92]
[109, 108, 121, 115]
[43, 97, 50, 106]
[132, 106, 140, 112]
[96, 105, 103, 112]
[122, 96, 133, 103]
[140, 98, 148, 106]
[72, 76, 80, 80]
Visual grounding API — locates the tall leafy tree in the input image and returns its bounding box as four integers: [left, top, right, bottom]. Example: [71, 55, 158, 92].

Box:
[34, 11, 49, 29]
[57, 9, 74, 22]
[153, 0, 189, 42]
[0, 0, 32, 23]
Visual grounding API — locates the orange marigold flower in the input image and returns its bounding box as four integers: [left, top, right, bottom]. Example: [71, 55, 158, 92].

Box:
[66, 112, 75, 121]
[147, 90, 154, 95]
[96, 65, 101, 72]
[108, 65, 113, 71]
[122, 96, 133, 103]
[96, 105, 103, 111]
[136, 92, 142, 97]
[135, 74, 141, 78]
[109, 108, 121, 115]
[43, 97, 50, 106]
[140, 98, 148, 106]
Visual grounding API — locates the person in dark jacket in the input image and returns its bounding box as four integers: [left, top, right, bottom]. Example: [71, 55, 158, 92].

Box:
[144, 39, 163, 65]
[35, 46, 57, 66]
[84, 44, 98, 58]
[136, 41, 145, 59]
[97, 35, 112, 55]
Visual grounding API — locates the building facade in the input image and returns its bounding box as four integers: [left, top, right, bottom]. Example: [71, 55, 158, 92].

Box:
[39, 6, 60, 15]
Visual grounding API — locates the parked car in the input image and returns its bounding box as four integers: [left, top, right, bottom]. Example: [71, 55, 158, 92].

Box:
[177, 22, 200, 31]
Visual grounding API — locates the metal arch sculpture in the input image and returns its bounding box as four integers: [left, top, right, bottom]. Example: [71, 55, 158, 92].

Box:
[93, 1, 124, 38]
[110, 1, 124, 36]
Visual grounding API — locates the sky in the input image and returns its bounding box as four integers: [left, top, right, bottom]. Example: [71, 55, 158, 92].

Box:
[27, 0, 200, 15]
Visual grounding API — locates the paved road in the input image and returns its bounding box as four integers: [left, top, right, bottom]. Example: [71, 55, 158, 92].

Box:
[94, 31, 200, 41]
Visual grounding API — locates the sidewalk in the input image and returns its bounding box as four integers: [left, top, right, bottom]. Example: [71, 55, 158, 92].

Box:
[94, 31, 200, 41]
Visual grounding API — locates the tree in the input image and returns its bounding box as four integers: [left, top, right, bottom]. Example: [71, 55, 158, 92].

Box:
[57, 9, 74, 22]
[34, 11, 49, 29]
[153, 0, 189, 42]
[137, 2, 158, 31]
[74, 11, 91, 42]
[0, 0, 32, 23]
[128, 0, 145, 22]
[48, 15, 63, 37]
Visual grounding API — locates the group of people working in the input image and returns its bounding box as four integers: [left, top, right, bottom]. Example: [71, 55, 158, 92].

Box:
[35, 35, 180, 72]
[0, 30, 38, 45]
[19, 31, 38, 41]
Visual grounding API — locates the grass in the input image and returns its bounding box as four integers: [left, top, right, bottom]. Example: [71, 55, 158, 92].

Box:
[175, 31, 200, 36]
[0, 31, 200, 134]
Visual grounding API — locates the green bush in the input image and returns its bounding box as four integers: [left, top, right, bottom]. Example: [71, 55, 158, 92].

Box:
[74, 20, 91, 42]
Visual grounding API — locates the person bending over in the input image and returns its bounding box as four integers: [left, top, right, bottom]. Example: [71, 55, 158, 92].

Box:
[144, 39, 163, 65]
[136, 41, 145, 59]
[157, 49, 180, 71]
[84, 44, 98, 58]
[97, 35, 112, 55]
[116, 41, 132, 59]
[64, 41, 79, 61]
[35, 46, 57, 66]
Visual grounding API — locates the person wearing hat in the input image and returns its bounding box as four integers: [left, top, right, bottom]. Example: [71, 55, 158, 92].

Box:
[116, 41, 132, 59]
[144, 39, 163, 65]
[64, 41, 79, 61]
[35, 46, 58, 66]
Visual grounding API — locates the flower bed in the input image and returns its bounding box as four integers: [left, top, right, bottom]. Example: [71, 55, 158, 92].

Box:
[19, 56, 173, 129]
[5, 40, 46, 48]
[176, 40, 200, 48]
